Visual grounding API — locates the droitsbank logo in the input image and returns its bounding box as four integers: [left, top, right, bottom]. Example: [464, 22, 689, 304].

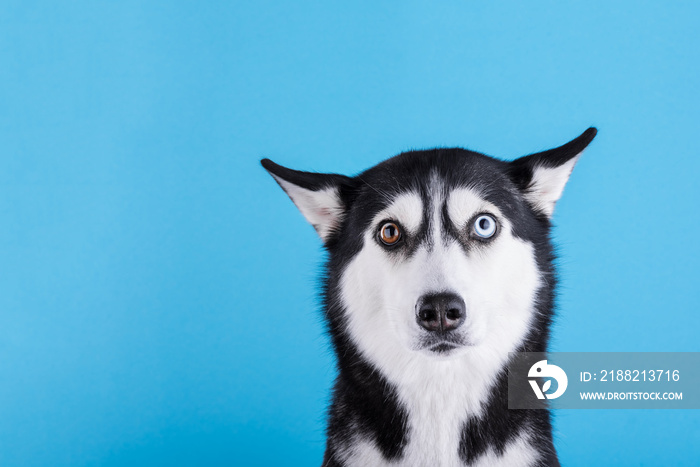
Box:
[528, 360, 568, 400]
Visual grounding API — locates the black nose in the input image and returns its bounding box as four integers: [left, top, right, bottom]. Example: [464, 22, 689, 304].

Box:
[416, 293, 466, 333]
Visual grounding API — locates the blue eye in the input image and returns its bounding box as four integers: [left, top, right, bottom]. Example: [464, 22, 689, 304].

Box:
[473, 214, 497, 238]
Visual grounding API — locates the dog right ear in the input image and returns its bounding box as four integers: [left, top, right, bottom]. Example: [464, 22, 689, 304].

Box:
[261, 159, 354, 242]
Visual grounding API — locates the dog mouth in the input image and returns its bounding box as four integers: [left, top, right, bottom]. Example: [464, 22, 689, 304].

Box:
[428, 342, 460, 353]
[420, 334, 466, 354]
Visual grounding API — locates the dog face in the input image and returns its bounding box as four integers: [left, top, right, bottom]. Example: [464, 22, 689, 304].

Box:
[263, 129, 595, 364]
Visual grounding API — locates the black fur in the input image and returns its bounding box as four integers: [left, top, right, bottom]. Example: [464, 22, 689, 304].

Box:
[262, 128, 596, 466]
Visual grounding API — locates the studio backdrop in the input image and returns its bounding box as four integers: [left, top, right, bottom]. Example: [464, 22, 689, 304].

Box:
[1, 1, 698, 466]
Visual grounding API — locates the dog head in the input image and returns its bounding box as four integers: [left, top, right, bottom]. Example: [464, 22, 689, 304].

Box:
[262, 129, 596, 363]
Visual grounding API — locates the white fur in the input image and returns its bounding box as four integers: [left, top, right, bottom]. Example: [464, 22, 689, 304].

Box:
[345, 424, 539, 467]
[271, 175, 343, 240]
[524, 156, 580, 218]
[373, 192, 424, 235]
[446, 187, 500, 231]
[338, 183, 542, 466]
[470, 430, 540, 467]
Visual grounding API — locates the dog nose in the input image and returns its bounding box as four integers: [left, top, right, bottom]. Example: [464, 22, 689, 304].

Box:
[416, 293, 466, 333]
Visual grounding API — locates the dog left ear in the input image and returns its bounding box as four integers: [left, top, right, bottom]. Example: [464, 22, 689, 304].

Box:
[508, 127, 597, 218]
[261, 158, 354, 242]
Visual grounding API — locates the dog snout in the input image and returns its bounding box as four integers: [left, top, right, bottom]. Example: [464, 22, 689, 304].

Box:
[415, 293, 466, 333]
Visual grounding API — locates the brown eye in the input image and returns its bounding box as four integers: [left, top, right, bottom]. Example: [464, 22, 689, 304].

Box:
[379, 222, 401, 245]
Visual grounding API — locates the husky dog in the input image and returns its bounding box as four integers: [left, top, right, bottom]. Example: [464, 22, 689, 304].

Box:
[261, 128, 597, 467]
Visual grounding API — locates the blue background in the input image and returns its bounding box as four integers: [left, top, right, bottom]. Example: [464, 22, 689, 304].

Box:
[1, 1, 698, 465]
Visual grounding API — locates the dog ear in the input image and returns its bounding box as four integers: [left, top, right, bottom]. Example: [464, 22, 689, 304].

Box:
[261, 159, 354, 242]
[508, 127, 597, 218]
